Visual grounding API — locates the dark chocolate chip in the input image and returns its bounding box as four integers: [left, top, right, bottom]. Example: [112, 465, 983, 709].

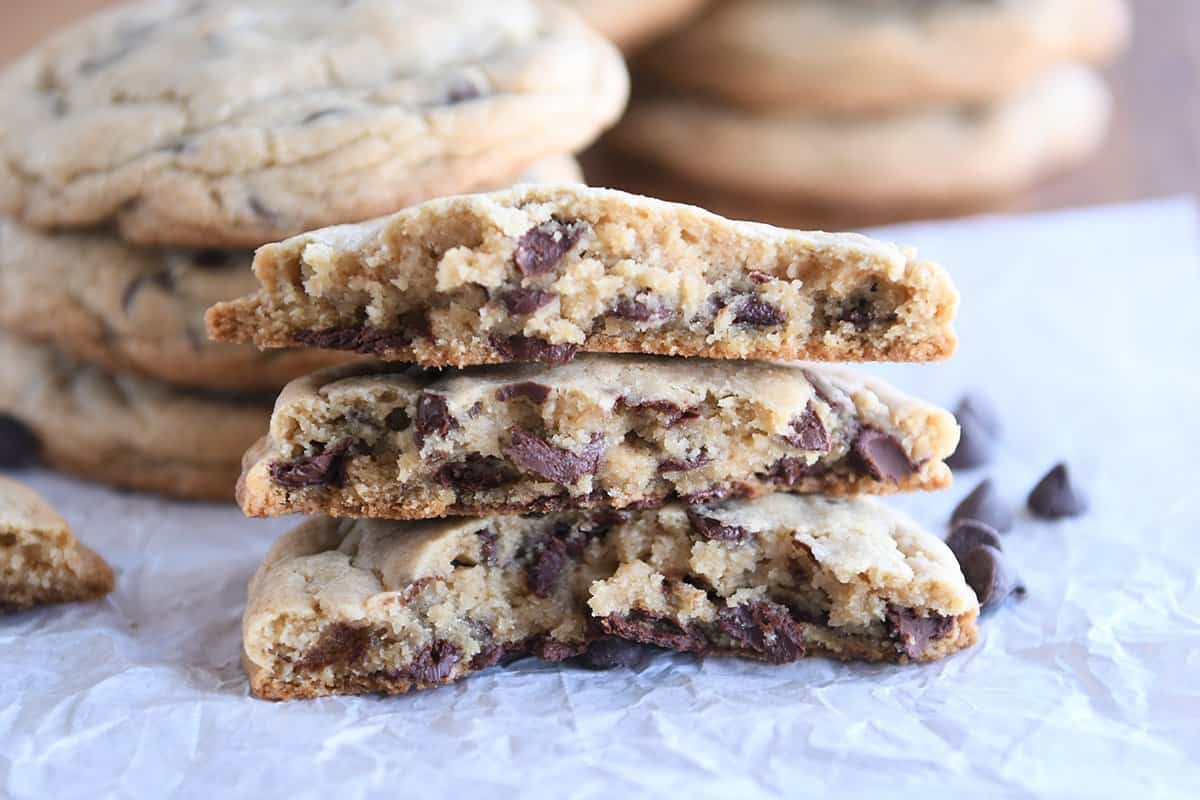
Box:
[513, 219, 588, 275]
[477, 529, 499, 566]
[836, 296, 876, 328]
[295, 324, 421, 355]
[295, 623, 372, 670]
[616, 397, 701, 427]
[886, 606, 954, 660]
[1027, 463, 1088, 518]
[531, 637, 588, 662]
[414, 393, 457, 448]
[955, 393, 1002, 438]
[495, 382, 552, 404]
[301, 107, 348, 124]
[600, 611, 709, 654]
[270, 438, 353, 488]
[121, 270, 174, 311]
[852, 428, 916, 483]
[0, 415, 41, 468]
[407, 641, 462, 684]
[434, 454, 517, 492]
[504, 428, 605, 486]
[961, 545, 1025, 613]
[734, 297, 786, 326]
[526, 536, 570, 598]
[715, 601, 806, 664]
[762, 457, 823, 487]
[945, 520, 1003, 562]
[576, 638, 647, 671]
[951, 479, 1013, 532]
[500, 288, 556, 315]
[784, 402, 830, 451]
[608, 293, 673, 322]
[946, 408, 995, 470]
[658, 451, 711, 474]
[384, 408, 411, 432]
[490, 334, 579, 365]
[686, 508, 748, 542]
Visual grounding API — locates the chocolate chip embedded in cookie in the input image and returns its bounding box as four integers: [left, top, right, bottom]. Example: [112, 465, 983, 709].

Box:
[235, 355, 959, 519]
[207, 185, 959, 366]
[241, 494, 979, 699]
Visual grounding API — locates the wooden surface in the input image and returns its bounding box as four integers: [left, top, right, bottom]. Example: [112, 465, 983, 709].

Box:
[2, 0, 1196, 229]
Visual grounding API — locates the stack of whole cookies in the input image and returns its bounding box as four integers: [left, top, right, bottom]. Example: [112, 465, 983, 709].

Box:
[207, 184, 980, 700]
[612, 0, 1130, 217]
[0, 0, 628, 500]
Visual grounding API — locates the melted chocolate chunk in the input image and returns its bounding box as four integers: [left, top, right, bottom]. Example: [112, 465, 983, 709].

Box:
[531, 637, 587, 662]
[407, 641, 462, 684]
[270, 438, 353, 488]
[734, 297, 786, 327]
[763, 457, 823, 487]
[0, 415, 41, 468]
[836, 296, 876, 328]
[616, 397, 701, 427]
[951, 479, 1013, 532]
[686, 508, 749, 542]
[577, 638, 647, 671]
[658, 451, 712, 474]
[121, 270, 174, 311]
[414, 393, 457, 448]
[434, 454, 517, 492]
[514, 219, 589, 275]
[500, 288, 556, 315]
[960, 545, 1025, 613]
[852, 428, 915, 483]
[495, 382, 552, 404]
[945, 520, 1003, 562]
[785, 402, 830, 451]
[608, 293, 673, 322]
[504, 428, 605, 486]
[295, 323, 422, 355]
[886, 606, 954, 660]
[946, 406, 995, 470]
[296, 623, 372, 670]
[1027, 463, 1088, 519]
[600, 611, 709, 654]
[490, 335, 579, 365]
[477, 529, 499, 566]
[526, 536, 570, 598]
[716, 601, 806, 664]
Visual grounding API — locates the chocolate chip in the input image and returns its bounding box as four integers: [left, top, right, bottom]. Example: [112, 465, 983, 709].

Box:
[490, 334, 579, 365]
[477, 529, 499, 566]
[121, 270, 174, 311]
[513, 219, 588, 275]
[384, 408, 411, 432]
[608, 293, 673, 322]
[500, 288, 556, 315]
[616, 397, 701, 427]
[434, 454, 517, 492]
[600, 611, 709, 654]
[0, 415, 41, 468]
[296, 623, 372, 670]
[836, 296, 875, 328]
[951, 479, 1013, 532]
[762, 457, 823, 487]
[945, 520, 1003, 562]
[577, 638, 647, 671]
[504, 428, 604, 486]
[852, 428, 915, 482]
[495, 382, 552, 404]
[784, 402, 830, 451]
[407, 641, 461, 684]
[295, 323, 424, 355]
[716, 601, 806, 664]
[190, 249, 234, 269]
[734, 297, 786, 326]
[658, 451, 711, 474]
[886, 606, 954, 660]
[414, 393, 457, 448]
[946, 408, 995, 470]
[686, 508, 748, 542]
[526, 536, 570, 598]
[961, 545, 1025, 613]
[301, 107, 348, 124]
[531, 637, 588, 662]
[955, 393, 1002, 438]
[1027, 463, 1088, 518]
[270, 438, 353, 488]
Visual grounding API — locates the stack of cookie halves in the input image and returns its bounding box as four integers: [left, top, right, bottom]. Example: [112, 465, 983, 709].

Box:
[207, 183, 979, 700]
[0, 0, 628, 500]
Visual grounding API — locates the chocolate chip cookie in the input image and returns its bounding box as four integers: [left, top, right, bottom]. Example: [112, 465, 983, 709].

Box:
[642, 0, 1130, 114]
[1, 476, 114, 611]
[0, 1, 626, 247]
[0, 334, 270, 501]
[566, 0, 708, 52]
[243, 494, 979, 699]
[236, 355, 959, 519]
[207, 185, 959, 366]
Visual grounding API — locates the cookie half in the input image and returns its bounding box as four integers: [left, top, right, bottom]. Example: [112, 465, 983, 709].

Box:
[243, 494, 979, 699]
[642, 0, 1130, 113]
[611, 66, 1111, 208]
[1, 477, 114, 611]
[566, 0, 708, 52]
[0, 334, 270, 501]
[207, 185, 959, 365]
[0, 0, 627, 247]
[237, 355, 958, 519]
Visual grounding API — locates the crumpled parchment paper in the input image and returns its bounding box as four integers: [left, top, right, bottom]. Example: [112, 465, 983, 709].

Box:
[3, 198, 1198, 799]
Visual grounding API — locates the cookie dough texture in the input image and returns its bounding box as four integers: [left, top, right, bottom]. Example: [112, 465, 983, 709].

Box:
[207, 185, 959, 365]
[642, 0, 1130, 114]
[1, 476, 114, 610]
[237, 355, 958, 519]
[243, 494, 979, 699]
[0, 0, 627, 247]
[0, 334, 271, 501]
[612, 66, 1111, 207]
[566, 0, 708, 52]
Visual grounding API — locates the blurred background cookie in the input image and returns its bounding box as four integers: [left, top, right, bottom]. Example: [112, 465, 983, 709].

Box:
[566, 0, 709, 53]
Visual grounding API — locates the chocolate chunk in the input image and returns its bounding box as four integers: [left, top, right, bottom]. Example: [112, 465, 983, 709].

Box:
[716, 601, 806, 664]
[852, 428, 915, 483]
[270, 438, 353, 489]
[190, 249, 234, 269]
[504, 428, 605, 485]
[886, 606, 954, 660]
[658, 451, 711, 474]
[295, 324, 421, 355]
[955, 393, 1002, 438]
[951, 479, 1013, 533]
[500, 288, 556, 315]
[1027, 463, 1088, 518]
[600, 611, 709, 654]
[616, 397, 701, 427]
[296, 623, 372, 670]
[734, 297, 786, 326]
[495, 382, 551, 405]
[477, 529, 499, 565]
[513, 219, 588, 275]
[961, 545, 1025, 613]
[784, 402, 830, 451]
[301, 107, 348, 124]
[526, 536, 570, 598]
[836, 296, 875, 328]
[608, 293, 673, 322]
[945, 520, 1003, 562]
[490, 334, 579, 365]
[121, 270, 174, 311]
[468, 641, 507, 671]
[946, 406, 995, 470]
[384, 408, 411, 432]
[434, 454, 517, 492]
[686, 508, 748, 542]
[763, 457, 823, 487]
[577, 638, 647, 671]
[414, 393, 457, 448]
[0, 415, 41, 468]
[407, 641, 461, 684]
[531, 637, 587, 662]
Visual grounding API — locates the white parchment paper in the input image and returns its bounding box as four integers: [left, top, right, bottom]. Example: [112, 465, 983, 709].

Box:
[3, 199, 1199, 799]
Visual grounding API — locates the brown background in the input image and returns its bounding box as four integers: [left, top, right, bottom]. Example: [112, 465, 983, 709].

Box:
[2, 0, 1196, 228]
